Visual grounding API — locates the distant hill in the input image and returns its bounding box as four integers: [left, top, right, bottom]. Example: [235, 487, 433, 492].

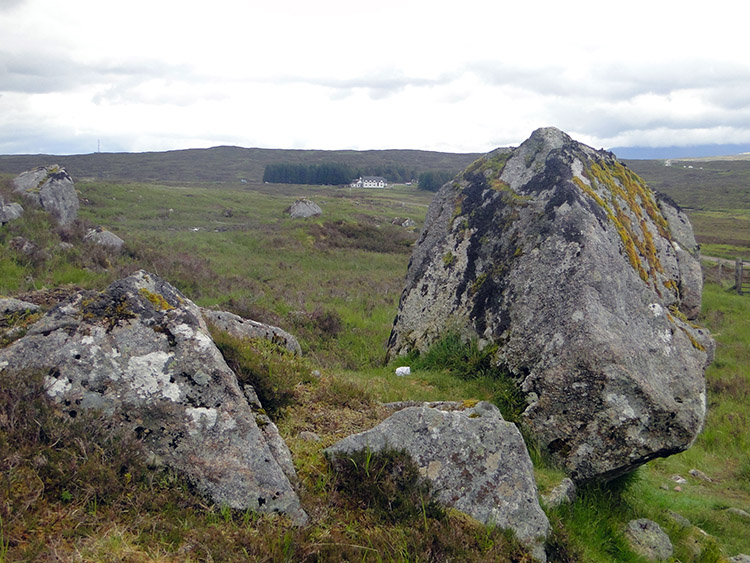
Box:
[625, 158, 750, 211]
[0, 146, 483, 184]
[611, 144, 750, 160]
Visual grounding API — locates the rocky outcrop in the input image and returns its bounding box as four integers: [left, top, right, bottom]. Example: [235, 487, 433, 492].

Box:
[84, 227, 125, 251]
[286, 198, 322, 219]
[0, 271, 307, 524]
[12, 165, 79, 225]
[387, 127, 712, 482]
[0, 195, 23, 225]
[201, 308, 302, 355]
[324, 401, 550, 561]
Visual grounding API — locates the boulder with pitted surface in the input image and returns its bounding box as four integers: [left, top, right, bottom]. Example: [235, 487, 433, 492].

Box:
[387, 127, 713, 482]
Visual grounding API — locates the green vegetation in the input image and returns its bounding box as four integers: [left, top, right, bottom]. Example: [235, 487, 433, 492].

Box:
[627, 158, 750, 259]
[1, 167, 749, 561]
[263, 162, 356, 185]
[417, 170, 455, 192]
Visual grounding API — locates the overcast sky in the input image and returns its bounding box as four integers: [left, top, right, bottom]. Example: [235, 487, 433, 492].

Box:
[2, 0, 749, 156]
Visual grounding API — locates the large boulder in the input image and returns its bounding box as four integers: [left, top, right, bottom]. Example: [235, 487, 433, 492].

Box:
[0, 195, 23, 225]
[0, 270, 307, 524]
[324, 401, 550, 561]
[387, 127, 712, 482]
[12, 165, 79, 225]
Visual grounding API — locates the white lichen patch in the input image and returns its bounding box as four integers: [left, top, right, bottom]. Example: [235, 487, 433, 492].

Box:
[571, 310, 584, 322]
[571, 159, 590, 186]
[658, 329, 673, 345]
[648, 303, 664, 317]
[172, 323, 214, 352]
[606, 393, 636, 422]
[186, 406, 218, 429]
[45, 375, 72, 398]
[427, 460, 443, 480]
[127, 351, 181, 401]
[0, 360, 8, 371]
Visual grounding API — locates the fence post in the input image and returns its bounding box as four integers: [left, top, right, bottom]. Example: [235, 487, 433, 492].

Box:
[736, 258, 743, 295]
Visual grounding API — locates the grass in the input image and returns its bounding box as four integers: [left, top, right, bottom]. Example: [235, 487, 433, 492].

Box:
[1, 165, 750, 560]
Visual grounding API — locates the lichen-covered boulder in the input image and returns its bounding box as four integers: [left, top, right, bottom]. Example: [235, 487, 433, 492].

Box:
[0, 270, 307, 524]
[12, 165, 79, 225]
[285, 198, 322, 219]
[0, 195, 23, 225]
[324, 401, 550, 561]
[387, 127, 712, 482]
[201, 308, 301, 355]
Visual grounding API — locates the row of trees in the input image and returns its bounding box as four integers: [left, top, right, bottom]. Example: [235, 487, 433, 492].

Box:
[417, 171, 455, 192]
[262, 162, 457, 189]
[263, 163, 422, 186]
[263, 163, 355, 185]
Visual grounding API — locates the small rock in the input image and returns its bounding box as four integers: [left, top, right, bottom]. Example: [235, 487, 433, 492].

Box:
[542, 478, 576, 508]
[726, 508, 750, 520]
[311, 369, 321, 378]
[84, 227, 125, 251]
[299, 431, 322, 442]
[674, 485, 682, 492]
[729, 555, 750, 563]
[625, 519, 673, 561]
[395, 366, 411, 377]
[0, 195, 23, 225]
[689, 468, 713, 482]
[666, 510, 691, 528]
[0, 298, 40, 315]
[671, 474, 687, 484]
[660, 484, 670, 491]
[58, 242, 74, 251]
[201, 308, 301, 355]
[9, 236, 41, 256]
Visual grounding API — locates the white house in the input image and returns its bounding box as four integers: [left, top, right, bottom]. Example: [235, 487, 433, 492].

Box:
[350, 176, 388, 188]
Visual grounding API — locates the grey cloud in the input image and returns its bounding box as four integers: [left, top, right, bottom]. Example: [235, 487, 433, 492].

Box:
[0, 51, 193, 95]
[0, 0, 25, 12]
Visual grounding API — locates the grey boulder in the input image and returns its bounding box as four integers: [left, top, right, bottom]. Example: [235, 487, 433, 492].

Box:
[0, 195, 23, 225]
[0, 270, 307, 524]
[386, 127, 712, 482]
[625, 519, 673, 561]
[201, 308, 302, 355]
[12, 165, 79, 225]
[286, 198, 322, 219]
[324, 401, 550, 561]
[84, 227, 125, 251]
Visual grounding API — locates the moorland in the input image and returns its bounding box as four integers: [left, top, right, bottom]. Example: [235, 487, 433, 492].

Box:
[0, 148, 749, 562]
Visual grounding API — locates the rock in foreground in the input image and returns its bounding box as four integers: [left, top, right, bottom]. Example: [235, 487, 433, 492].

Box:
[387, 127, 712, 482]
[12, 165, 79, 225]
[0, 270, 307, 524]
[324, 401, 550, 561]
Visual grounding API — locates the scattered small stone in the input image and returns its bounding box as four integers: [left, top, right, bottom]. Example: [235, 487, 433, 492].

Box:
[58, 242, 74, 251]
[666, 510, 691, 528]
[660, 484, 670, 491]
[299, 431, 322, 442]
[674, 486, 682, 492]
[625, 518, 674, 561]
[726, 508, 750, 520]
[671, 474, 687, 484]
[395, 366, 411, 377]
[728, 554, 750, 563]
[688, 468, 713, 482]
[311, 369, 321, 378]
[542, 478, 576, 509]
